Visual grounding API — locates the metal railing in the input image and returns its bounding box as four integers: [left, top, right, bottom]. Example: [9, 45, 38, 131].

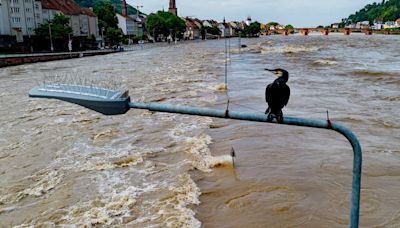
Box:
[0, 49, 118, 59]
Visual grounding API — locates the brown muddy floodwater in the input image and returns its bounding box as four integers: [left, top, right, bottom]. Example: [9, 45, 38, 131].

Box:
[0, 34, 400, 227]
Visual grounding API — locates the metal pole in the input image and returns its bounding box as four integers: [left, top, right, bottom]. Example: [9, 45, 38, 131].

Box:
[128, 102, 362, 228]
[48, 23, 54, 52]
[224, 37, 228, 88]
[239, 32, 241, 53]
[101, 27, 105, 48]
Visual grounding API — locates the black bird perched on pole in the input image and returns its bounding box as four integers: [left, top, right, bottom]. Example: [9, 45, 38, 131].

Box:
[264, 68, 290, 123]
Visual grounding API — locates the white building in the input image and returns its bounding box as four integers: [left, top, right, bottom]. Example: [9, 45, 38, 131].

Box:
[218, 23, 230, 37]
[395, 18, 400, 28]
[116, 0, 143, 37]
[245, 16, 252, 26]
[384, 21, 396, 29]
[331, 23, 340, 29]
[0, 0, 43, 38]
[202, 20, 212, 28]
[117, 13, 135, 35]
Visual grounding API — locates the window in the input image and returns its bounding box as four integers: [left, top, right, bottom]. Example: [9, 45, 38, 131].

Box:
[12, 17, 21, 23]
[10, 7, 20, 13]
[25, 8, 30, 12]
[10, 0, 19, 3]
[27, 17, 31, 22]
[25, 0, 30, 2]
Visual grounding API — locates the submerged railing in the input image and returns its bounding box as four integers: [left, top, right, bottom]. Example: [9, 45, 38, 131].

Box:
[128, 102, 362, 228]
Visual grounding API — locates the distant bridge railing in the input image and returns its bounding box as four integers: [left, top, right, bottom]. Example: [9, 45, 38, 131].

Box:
[262, 28, 399, 36]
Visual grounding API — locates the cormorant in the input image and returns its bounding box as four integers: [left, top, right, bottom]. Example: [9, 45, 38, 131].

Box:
[264, 68, 290, 123]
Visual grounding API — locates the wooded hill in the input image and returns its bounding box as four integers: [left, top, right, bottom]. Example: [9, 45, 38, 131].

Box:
[74, 0, 142, 15]
[347, 0, 400, 23]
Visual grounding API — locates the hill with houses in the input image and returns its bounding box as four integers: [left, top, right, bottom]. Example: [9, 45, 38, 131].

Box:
[345, 0, 400, 24]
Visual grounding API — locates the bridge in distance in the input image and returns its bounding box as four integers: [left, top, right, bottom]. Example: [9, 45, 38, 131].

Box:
[262, 28, 400, 36]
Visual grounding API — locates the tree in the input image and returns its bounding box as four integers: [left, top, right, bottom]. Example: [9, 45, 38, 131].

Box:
[201, 26, 221, 39]
[34, 14, 73, 51]
[146, 11, 186, 41]
[243, 21, 261, 37]
[94, 2, 122, 46]
[94, 2, 118, 30]
[166, 15, 186, 39]
[106, 27, 122, 45]
[285, 24, 294, 29]
[267, 22, 280, 26]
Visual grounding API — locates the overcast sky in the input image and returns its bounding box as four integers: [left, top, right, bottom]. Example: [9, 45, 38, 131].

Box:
[127, 0, 376, 27]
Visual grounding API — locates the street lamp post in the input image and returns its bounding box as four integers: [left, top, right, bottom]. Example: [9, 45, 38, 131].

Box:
[48, 23, 54, 52]
[101, 27, 105, 48]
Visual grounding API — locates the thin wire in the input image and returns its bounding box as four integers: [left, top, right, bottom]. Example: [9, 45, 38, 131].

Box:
[224, 35, 230, 113]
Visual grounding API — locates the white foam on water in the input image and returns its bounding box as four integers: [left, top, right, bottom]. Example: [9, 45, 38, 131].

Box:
[0, 170, 63, 205]
[261, 45, 320, 54]
[312, 59, 338, 65]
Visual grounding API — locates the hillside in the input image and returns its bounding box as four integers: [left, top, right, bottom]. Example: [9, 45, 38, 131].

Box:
[75, 0, 141, 15]
[347, 0, 400, 23]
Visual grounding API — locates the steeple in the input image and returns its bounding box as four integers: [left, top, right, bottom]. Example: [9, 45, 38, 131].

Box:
[169, 0, 177, 16]
[121, 0, 127, 16]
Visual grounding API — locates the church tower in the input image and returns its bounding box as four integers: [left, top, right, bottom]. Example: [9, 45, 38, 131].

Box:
[121, 0, 127, 16]
[169, 0, 177, 16]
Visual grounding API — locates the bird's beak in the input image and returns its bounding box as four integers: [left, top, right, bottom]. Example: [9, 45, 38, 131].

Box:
[265, 69, 280, 77]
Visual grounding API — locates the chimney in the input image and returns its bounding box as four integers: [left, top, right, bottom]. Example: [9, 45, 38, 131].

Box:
[122, 0, 127, 16]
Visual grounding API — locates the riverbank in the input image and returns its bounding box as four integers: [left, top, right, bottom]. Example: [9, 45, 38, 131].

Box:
[0, 50, 120, 68]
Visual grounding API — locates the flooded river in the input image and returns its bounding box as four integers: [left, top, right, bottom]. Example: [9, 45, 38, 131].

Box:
[0, 34, 399, 227]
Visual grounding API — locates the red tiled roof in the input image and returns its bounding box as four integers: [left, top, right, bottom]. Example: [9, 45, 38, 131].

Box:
[41, 0, 96, 17]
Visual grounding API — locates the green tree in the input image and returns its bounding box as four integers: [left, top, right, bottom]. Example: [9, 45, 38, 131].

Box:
[94, 2, 118, 29]
[201, 26, 221, 39]
[267, 22, 280, 26]
[146, 11, 186, 41]
[94, 2, 122, 45]
[34, 14, 73, 51]
[106, 27, 122, 45]
[243, 21, 261, 37]
[285, 24, 294, 29]
[166, 14, 186, 39]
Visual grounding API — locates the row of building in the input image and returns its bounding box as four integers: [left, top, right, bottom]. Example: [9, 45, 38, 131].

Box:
[181, 17, 253, 40]
[115, 0, 255, 40]
[0, 0, 99, 42]
[332, 18, 400, 30]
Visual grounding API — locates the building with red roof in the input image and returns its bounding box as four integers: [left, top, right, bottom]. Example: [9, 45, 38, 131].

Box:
[41, 0, 98, 37]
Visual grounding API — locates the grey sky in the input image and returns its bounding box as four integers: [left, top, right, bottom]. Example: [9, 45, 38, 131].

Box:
[127, 0, 376, 27]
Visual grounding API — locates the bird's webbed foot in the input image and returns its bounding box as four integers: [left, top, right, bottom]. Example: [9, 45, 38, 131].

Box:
[276, 111, 284, 124]
[266, 113, 274, 122]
